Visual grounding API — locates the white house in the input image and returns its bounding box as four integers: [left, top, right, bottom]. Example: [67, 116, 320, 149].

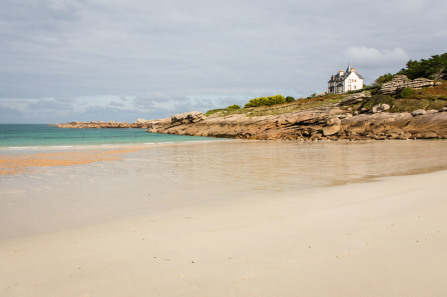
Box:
[328, 65, 364, 94]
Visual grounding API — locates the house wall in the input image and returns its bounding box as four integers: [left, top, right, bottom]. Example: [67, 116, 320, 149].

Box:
[342, 72, 363, 92]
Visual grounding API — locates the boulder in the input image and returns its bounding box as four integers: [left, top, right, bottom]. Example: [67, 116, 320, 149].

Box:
[322, 117, 341, 136]
[412, 109, 426, 116]
[372, 104, 390, 113]
[171, 111, 206, 124]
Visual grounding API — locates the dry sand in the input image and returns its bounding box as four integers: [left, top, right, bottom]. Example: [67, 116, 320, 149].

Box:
[1, 169, 446, 297]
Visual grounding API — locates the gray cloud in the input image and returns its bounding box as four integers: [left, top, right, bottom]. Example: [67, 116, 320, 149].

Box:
[1, 0, 446, 123]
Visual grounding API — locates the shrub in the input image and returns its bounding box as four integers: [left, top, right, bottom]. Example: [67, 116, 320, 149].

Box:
[286, 96, 295, 102]
[226, 104, 241, 109]
[396, 87, 414, 99]
[244, 95, 286, 108]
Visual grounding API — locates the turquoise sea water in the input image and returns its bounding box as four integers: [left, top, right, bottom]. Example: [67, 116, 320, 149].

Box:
[0, 124, 218, 148]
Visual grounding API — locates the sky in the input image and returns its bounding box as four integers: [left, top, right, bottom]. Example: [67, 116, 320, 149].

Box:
[1, 0, 446, 123]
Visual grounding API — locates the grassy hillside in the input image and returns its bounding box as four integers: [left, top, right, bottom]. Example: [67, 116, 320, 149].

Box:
[206, 53, 447, 117]
[205, 94, 345, 117]
[206, 81, 447, 117]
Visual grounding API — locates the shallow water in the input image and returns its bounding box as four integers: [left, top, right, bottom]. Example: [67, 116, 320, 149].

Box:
[0, 124, 218, 148]
[1, 140, 447, 239]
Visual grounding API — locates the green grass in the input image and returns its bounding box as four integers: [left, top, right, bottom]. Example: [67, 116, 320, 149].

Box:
[205, 94, 345, 118]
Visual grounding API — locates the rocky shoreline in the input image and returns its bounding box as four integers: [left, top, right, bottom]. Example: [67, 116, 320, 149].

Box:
[54, 119, 152, 129]
[55, 76, 447, 141]
[55, 105, 447, 141]
[143, 105, 447, 141]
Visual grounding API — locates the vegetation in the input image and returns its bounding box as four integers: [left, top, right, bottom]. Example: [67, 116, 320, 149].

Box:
[226, 104, 241, 109]
[286, 96, 295, 102]
[248, 95, 343, 117]
[357, 81, 447, 113]
[374, 73, 394, 85]
[397, 53, 447, 80]
[244, 95, 287, 108]
[395, 87, 414, 99]
[205, 108, 226, 116]
[205, 94, 344, 117]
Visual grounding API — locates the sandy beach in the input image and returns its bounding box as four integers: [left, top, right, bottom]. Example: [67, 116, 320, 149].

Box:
[1, 141, 447, 296]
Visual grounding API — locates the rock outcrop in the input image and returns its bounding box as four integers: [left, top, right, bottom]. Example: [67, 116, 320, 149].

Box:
[171, 111, 206, 124]
[56, 121, 134, 128]
[339, 91, 371, 105]
[57, 119, 157, 129]
[379, 75, 435, 95]
[146, 105, 447, 141]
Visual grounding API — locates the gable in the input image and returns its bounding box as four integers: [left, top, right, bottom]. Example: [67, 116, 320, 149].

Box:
[345, 72, 362, 81]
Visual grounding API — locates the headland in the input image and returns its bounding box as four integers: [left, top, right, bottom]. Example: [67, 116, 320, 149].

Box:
[56, 76, 447, 141]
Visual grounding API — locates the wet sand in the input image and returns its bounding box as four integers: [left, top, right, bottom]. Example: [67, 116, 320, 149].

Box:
[1, 140, 447, 296]
[0, 147, 144, 175]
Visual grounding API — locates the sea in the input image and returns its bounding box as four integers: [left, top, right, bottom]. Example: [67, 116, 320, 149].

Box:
[0, 124, 220, 149]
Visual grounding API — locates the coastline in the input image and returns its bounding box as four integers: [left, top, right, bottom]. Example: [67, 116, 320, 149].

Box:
[54, 80, 447, 141]
[1, 168, 447, 296]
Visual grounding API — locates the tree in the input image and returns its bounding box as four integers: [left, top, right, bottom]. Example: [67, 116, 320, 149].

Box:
[397, 53, 447, 80]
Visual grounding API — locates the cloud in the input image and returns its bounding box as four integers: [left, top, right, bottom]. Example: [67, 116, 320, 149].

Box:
[0, 105, 23, 116]
[0, 0, 446, 123]
[346, 47, 409, 66]
[29, 98, 74, 111]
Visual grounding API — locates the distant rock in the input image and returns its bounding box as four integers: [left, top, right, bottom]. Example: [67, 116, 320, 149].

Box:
[56, 121, 132, 128]
[132, 119, 152, 128]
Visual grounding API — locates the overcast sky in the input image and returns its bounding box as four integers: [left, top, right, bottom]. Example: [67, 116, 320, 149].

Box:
[1, 0, 446, 123]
